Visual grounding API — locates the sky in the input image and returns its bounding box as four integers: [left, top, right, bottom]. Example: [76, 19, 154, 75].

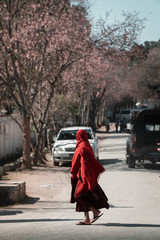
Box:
[89, 0, 160, 44]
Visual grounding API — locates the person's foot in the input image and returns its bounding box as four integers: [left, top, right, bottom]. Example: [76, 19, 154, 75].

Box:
[91, 213, 103, 223]
[76, 221, 91, 225]
[93, 209, 101, 219]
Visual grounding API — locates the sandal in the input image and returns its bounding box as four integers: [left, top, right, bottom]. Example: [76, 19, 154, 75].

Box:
[91, 213, 103, 223]
[76, 221, 91, 225]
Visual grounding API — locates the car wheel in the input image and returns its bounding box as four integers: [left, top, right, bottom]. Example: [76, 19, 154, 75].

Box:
[128, 152, 135, 168]
[126, 154, 129, 164]
[53, 160, 59, 167]
[126, 147, 129, 164]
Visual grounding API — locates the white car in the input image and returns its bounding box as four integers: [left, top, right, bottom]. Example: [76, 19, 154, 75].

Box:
[52, 126, 99, 166]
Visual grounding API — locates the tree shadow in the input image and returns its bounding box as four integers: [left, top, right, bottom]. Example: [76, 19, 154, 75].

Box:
[100, 159, 122, 166]
[100, 158, 160, 172]
[32, 164, 71, 173]
[94, 222, 160, 228]
[0, 218, 80, 224]
[135, 162, 160, 171]
[96, 130, 108, 134]
[109, 204, 134, 209]
[0, 210, 23, 216]
[97, 135, 108, 140]
[99, 147, 126, 153]
[105, 134, 129, 139]
[22, 196, 40, 204]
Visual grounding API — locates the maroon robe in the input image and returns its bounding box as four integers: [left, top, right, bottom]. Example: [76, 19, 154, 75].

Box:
[70, 129, 109, 212]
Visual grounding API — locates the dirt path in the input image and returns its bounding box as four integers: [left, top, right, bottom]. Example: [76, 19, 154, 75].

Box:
[1, 154, 71, 202]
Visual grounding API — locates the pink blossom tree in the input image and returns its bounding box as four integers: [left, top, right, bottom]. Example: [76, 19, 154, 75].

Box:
[72, 11, 146, 129]
[0, 0, 92, 167]
[132, 47, 160, 101]
[0, 0, 146, 168]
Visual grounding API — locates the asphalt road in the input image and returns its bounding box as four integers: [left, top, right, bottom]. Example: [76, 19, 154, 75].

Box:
[0, 129, 160, 240]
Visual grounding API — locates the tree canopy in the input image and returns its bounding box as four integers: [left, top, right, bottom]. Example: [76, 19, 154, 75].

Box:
[0, 0, 147, 168]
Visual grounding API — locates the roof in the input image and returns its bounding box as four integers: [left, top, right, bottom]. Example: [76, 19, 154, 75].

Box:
[136, 109, 160, 119]
[59, 126, 92, 131]
[133, 109, 160, 131]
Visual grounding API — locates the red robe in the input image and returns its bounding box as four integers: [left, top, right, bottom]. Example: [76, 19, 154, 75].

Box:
[70, 129, 105, 198]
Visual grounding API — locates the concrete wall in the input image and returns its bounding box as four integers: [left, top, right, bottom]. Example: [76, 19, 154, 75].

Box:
[0, 182, 26, 206]
[0, 114, 23, 165]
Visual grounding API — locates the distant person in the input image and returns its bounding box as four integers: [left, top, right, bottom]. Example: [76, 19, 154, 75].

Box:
[120, 117, 127, 132]
[70, 130, 109, 225]
[105, 117, 110, 132]
[115, 118, 120, 133]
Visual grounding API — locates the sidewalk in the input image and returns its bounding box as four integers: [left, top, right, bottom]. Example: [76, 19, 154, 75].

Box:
[98, 123, 116, 133]
[0, 153, 71, 206]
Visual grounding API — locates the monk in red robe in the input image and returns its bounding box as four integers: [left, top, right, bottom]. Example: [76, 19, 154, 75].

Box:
[70, 129, 109, 225]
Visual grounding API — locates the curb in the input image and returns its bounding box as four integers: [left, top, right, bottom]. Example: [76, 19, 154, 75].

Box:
[0, 162, 26, 206]
[0, 182, 26, 206]
[0, 161, 22, 180]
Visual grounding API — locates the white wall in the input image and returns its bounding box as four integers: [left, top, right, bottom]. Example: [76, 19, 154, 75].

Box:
[0, 115, 23, 164]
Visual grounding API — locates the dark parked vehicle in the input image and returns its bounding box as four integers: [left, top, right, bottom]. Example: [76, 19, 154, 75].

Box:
[126, 109, 160, 168]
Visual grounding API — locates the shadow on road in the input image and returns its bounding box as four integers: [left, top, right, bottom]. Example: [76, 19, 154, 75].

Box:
[0, 210, 23, 216]
[100, 159, 122, 166]
[1, 218, 160, 228]
[98, 134, 129, 141]
[95, 223, 160, 228]
[99, 147, 126, 153]
[136, 163, 160, 171]
[0, 218, 80, 224]
[22, 196, 40, 204]
[100, 158, 160, 172]
[109, 204, 134, 209]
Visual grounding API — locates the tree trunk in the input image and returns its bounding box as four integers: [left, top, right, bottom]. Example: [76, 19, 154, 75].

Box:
[33, 128, 45, 165]
[22, 115, 32, 169]
[33, 135, 42, 165]
[89, 101, 97, 130]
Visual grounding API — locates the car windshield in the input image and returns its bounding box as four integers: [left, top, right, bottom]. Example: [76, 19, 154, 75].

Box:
[122, 110, 130, 114]
[57, 130, 93, 140]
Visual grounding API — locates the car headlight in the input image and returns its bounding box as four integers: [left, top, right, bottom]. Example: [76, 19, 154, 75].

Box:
[90, 144, 95, 151]
[54, 146, 64, 152]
